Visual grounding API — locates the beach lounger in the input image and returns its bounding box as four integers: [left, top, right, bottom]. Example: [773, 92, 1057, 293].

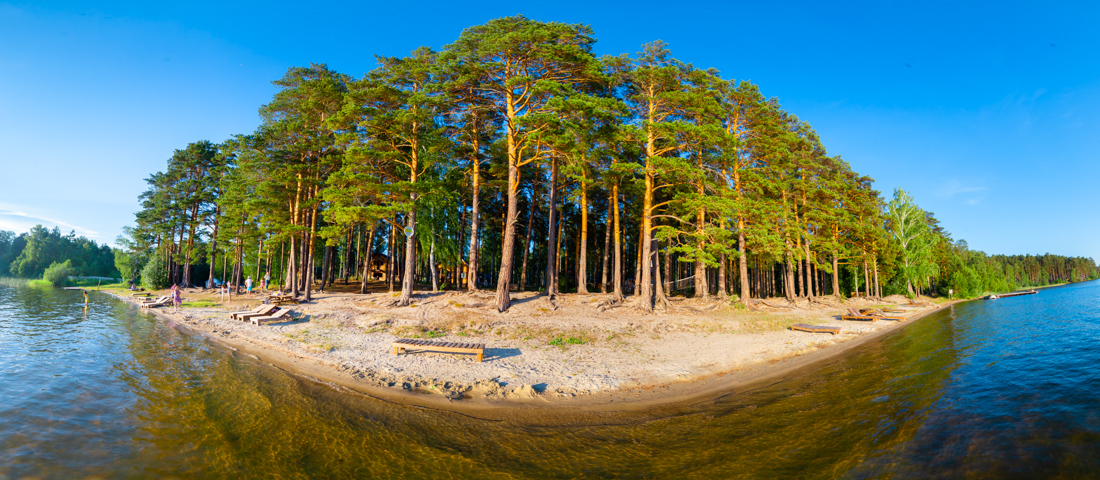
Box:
[791, 324, 841, 335]
[859, 308, 904, 321]
[237, 306, 279, 322]
[841, 307, 878, 321]
[907, 298, 933, 307]
[392, 338, 485, 362]
[229, 304, 276, 321]
[140, 296, 171, 308]
[250, 308, 292, 325]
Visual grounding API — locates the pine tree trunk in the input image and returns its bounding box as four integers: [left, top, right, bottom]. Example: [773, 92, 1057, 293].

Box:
[804, 241, 815, 299]
[738, 225, 750, 302]
[718, 253, 728, 299]
[467, 144, 481, 292]
[576, 180, 589, 294]
[360, 223, 376, 294]
[320, 244, 331, 291]
[304, 201, 319, 302]
[544, 156, 560, 298]
[832, 252, 840, 297]
[207, 204, 221, 289]
[694, 202, 707, 298]
[387, 217, 396, 292]
[640, 166, 655, 312]
[430, 238, 439, 292]
[399, 200, 417, 306]
[601, 205, 611, 294]
[663, 239, 672, 296]
[612, 183, 624, 303]
[874, 258, 881, 298]
[493, 156, 521, 312]
[519, 191, 535, 291]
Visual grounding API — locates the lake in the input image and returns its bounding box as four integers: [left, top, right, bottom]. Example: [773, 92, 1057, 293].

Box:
[2, 281, 1098, 478]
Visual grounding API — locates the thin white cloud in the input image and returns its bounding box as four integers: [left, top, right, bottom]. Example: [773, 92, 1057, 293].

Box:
[937, 179, 989, 206]
[0, 206, 100, 238]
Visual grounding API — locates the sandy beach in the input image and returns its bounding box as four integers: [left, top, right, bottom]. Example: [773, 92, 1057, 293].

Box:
[112, 287, 953, 421]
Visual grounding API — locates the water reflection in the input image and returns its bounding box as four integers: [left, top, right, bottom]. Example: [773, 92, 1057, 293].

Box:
[1, 282, 1099, 478]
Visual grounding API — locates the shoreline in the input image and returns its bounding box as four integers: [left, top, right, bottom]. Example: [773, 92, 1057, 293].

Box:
[104, 289, 959, 424]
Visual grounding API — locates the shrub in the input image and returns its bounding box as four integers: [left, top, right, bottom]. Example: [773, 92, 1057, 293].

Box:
[42, 260, 74, 286]
[140, 255, 169, 290]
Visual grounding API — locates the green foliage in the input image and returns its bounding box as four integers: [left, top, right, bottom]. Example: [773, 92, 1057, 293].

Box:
[548, 336, 586, 346]
[42, 260, 74, 286]
[140, 254, 170, 290]
[114, 250, 135, 283]
[112, 15, 1100, 312]
[181, 300, 216, 308]
[0, 276, 29, 288]
[6, 225, 117, 279]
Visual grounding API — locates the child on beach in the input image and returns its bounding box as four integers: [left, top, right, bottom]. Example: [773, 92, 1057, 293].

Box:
[245, 276, 253, 297]
[171, 284, 182, 312]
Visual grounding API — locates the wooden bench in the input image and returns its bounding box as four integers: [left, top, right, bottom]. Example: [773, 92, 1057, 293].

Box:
[392, 338, 485, 362]
[791, 324, 841, 335]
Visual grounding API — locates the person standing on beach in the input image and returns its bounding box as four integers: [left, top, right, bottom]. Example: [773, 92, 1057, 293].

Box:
[171, 284, 182, 312]
[245, 276, 253, 297]
[264, 271, 270, 292]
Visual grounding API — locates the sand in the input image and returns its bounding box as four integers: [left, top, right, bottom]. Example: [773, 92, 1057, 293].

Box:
[111, 287, 953, 421]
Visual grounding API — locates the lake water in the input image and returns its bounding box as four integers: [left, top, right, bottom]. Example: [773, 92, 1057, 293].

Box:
[2, 281, 1099, 478]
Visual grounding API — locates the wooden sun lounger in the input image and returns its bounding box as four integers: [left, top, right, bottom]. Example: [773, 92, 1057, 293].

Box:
[860, 308, 905, 321]
[229, 304, 277, 321]
[907, 298, 933, 307]
[130, 292, 152, 297]
[237, 306, 279, 322]
[791, 324, 841, 335]
[392, 338, 485, 362]
[250, 308, 291, 325]
[841, 307, 878, 321]
[140, 296, 171, 308]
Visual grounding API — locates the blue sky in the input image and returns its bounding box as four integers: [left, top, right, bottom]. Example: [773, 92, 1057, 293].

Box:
[1, 1, 1097, 259]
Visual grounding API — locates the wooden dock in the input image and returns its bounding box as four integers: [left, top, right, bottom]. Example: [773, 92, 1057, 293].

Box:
[986, 290, 1038, 300]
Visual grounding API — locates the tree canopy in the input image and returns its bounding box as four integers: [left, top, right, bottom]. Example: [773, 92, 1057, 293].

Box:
[115, 15, 1098, 305]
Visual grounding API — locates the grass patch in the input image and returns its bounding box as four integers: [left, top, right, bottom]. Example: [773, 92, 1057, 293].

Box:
[182, 300, 217, 308]
[548, 336, 586, 347]
[0, 277, 30, 288]
[27, 279, 54, 288]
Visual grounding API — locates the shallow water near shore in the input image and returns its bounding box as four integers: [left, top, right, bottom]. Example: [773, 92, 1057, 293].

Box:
[2, 281, 1099, 478]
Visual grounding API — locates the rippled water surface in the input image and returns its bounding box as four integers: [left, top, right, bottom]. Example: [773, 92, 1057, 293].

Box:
[2, 281, 1099, 478]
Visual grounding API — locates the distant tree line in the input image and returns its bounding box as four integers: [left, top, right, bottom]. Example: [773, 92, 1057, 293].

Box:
[0, 226, 119, 281]
[117, 15, 1098, 307]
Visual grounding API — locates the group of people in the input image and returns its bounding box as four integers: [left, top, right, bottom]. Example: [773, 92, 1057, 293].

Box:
[212, 273, 272, 302]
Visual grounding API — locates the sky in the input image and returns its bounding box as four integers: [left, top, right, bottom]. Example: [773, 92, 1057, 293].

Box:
[1, 1, 1097, 259]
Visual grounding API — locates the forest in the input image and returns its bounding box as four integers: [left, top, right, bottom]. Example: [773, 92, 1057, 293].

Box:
[0, 226, 119, 281]
[114, 15, 1098, 310]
